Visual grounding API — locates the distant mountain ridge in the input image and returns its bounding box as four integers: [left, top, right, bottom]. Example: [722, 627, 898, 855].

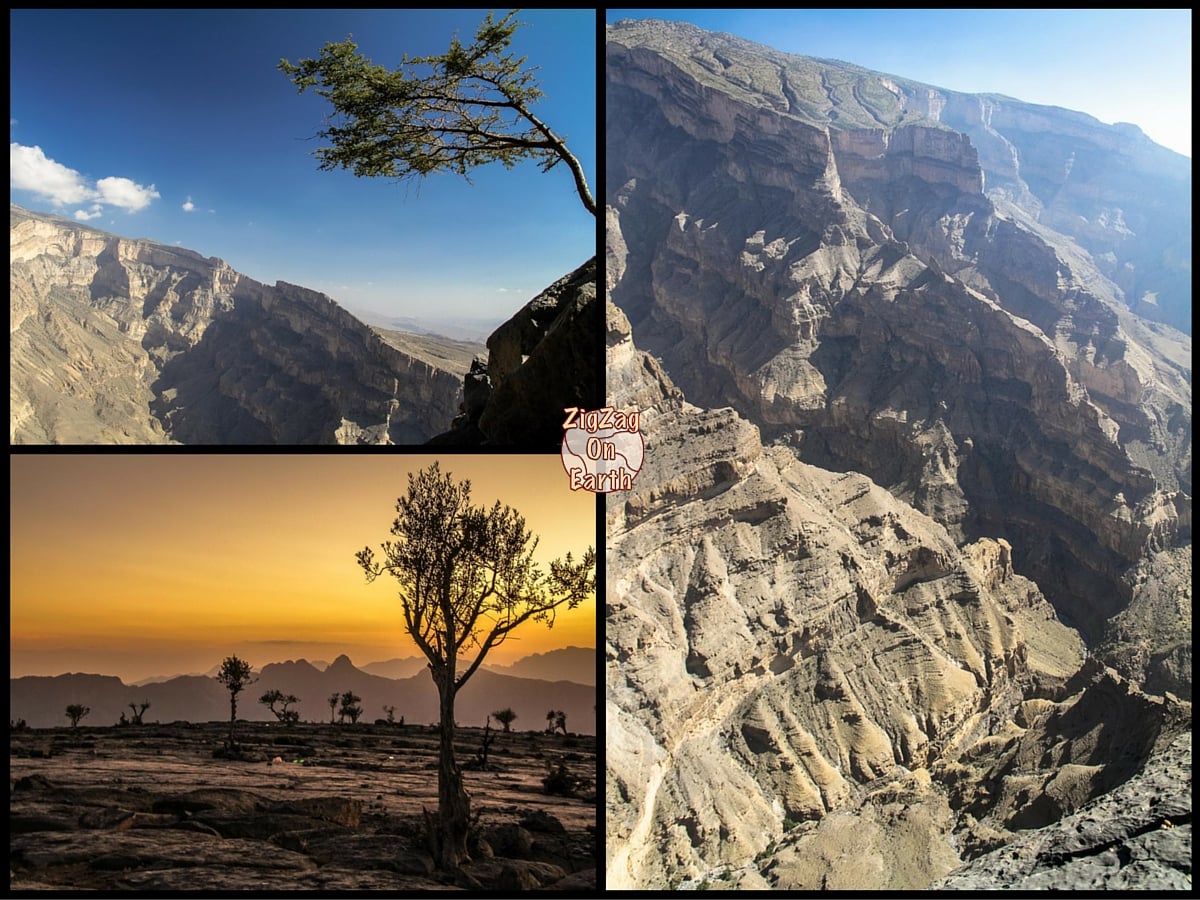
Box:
[10, 204, 463, 444]
[11, 651, 596, 732]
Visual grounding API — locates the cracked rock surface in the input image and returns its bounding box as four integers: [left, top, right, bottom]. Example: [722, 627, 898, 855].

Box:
[935, 731, 1191, 890]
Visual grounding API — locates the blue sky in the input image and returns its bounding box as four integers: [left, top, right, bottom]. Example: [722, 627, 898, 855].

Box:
[607, 9, 1192, 158]
[11, 9, 596, 329]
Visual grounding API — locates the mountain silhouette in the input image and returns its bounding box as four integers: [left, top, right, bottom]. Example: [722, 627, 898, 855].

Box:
[11, 655, 595, 733]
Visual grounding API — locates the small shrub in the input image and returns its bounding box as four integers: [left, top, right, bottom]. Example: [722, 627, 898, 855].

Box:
[542, 762, 580, 796]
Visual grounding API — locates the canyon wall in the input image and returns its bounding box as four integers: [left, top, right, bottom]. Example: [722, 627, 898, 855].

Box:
[10, 205, 462, 444]
[606, 19, 1192, 890]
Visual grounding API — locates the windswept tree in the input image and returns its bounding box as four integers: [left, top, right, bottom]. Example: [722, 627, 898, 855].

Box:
[65, 703, 91, 728]
[328, 692, 340, 724]
[128, 700, 151, 725]
[215, 656, 256, 747]
[279, 10, 595, 216]
[357, 462, 594, 869]
[260, 689, 300, 726]
[492, 707, 517, 733]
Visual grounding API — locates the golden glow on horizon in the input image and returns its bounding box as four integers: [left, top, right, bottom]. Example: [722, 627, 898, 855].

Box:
[11, 455, 596, 682]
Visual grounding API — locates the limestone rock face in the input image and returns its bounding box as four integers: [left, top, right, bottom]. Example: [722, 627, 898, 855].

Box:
[10, 205, 462, 444]
[606, 20, 1190, 652]
[935, 731, 1192, 891]
[429, 257, 598, 447]
[605, 302, 1188, 890]
[606, 20, 1191, 891]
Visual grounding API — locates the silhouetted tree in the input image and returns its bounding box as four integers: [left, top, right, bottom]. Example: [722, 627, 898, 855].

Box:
[383, 704, 397, 724]
[260, 689, 300, 726]
[357, 462, 594, 869]
[279, 10, 594, 216]
[328, 692, 340, 724]
[555, 709, 567, 735]
[492, 707, 517, 733]
[546, 709, 556, 733]
[339, 691, 363, 724]
[215, 656, 256, 747]
[66, 704, 90, 728]
[128, 700, 151, 725]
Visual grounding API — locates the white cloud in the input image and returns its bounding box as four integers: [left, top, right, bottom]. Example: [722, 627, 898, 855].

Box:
[10, 143, 160, 214]
[182, 196, 195, 212]
[95, 176, 159, 212]
[73, 209, 101, 221]
[10, 143, 93, 205]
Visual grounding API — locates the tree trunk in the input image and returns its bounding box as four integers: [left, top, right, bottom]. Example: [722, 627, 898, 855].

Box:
[436, 677, 470, 870]
[228, 692, 236, 746]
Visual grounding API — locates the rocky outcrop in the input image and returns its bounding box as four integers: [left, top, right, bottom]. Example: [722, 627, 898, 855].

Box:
[605, 300, 1189, 890]
[935, 731, 1191, 891]
[10, 205, 462, 444]
[429, 257, 598, 447]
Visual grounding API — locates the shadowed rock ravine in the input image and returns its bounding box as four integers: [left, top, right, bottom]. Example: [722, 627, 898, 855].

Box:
[606, 19, 1191, 892]
[10, 204, 468, 445]
[9, 722, 596, 890]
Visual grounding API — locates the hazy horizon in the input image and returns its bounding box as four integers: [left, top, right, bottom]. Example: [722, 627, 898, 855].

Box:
[607, 9, 1192, 158]
[11, 645, 596, 686]
[10, 456, 597, 685]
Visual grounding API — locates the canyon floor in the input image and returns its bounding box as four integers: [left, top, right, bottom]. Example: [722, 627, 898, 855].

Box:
[9, 722, 596, 891]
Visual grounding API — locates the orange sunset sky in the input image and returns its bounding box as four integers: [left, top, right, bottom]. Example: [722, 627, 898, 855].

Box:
[10, 454, 597, 683]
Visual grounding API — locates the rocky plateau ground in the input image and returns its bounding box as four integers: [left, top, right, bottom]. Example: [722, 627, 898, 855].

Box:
[9, 721, 596, 891]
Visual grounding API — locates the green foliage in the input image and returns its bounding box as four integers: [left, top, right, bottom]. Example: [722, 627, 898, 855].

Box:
[279, 10, 594, 214]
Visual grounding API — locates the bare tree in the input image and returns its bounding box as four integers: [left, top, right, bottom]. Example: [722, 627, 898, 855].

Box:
[215, 656, 256, 747]
[128, 700, 151, 725]
[357, 462, 594, 869]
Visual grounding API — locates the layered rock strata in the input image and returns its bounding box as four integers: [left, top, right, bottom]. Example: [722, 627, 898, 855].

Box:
[606, 21, 1191, 889]
[10, 205, 462, 444]
[606, 21, 1191, 654]
[605, 300, 1190, 890]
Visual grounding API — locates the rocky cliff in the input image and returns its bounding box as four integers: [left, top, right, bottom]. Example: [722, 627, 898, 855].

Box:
[607, 19, 1190, 651]
[606, 300, 1189, 889]
[429, 257, 599, 447]
[606, 19, 1192, 891]
[10, 205, 463, 444]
